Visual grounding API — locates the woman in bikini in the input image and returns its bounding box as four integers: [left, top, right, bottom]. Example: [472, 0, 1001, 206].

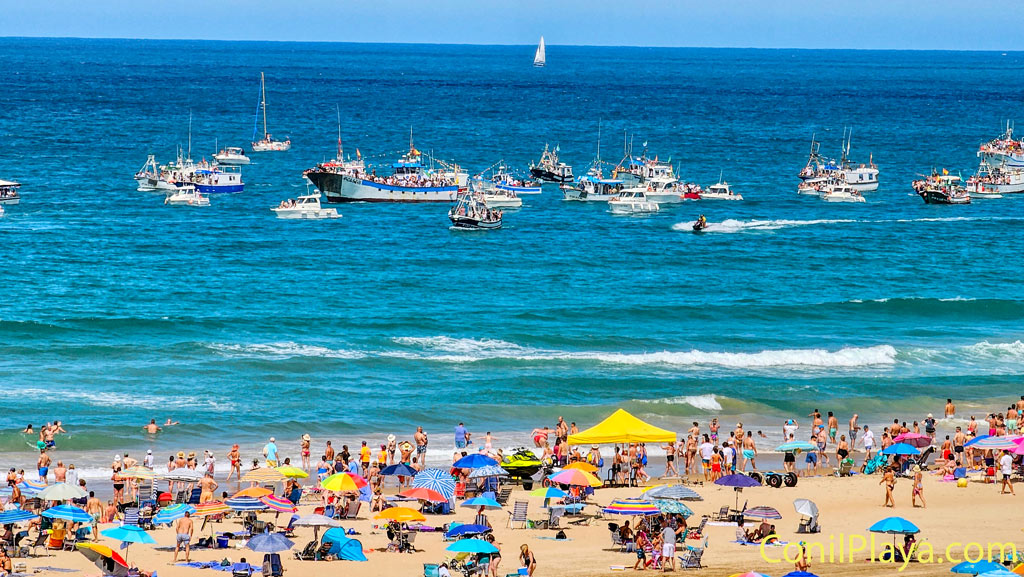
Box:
[300, 434, 311, 472]
[226, 445, 241, 483]
[880, 466, 896, 507]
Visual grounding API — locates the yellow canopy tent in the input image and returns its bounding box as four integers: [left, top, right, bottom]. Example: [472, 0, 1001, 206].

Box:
[567, 409, 676, 445]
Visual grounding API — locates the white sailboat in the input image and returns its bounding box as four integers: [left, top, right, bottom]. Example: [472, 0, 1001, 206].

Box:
[251, 72, 291, 152]
[533, 36, 546, 67]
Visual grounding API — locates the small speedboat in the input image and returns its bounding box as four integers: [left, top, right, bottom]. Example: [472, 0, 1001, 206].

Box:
[797, 179, 823, 195]
[0, 179, 21, 205]
[482, 189, 523, 208]
[821, 184, 866, 203]
[701, 181, 743, 200]
[449, 193, 502, 230]
[164, 185, 210, 206]
[271, 192, 340, 219]
[213, 147, 251, 165]
[679, 183, 702, 201]
[609, 189, 659, 214]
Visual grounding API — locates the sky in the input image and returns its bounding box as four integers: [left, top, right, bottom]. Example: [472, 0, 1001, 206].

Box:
[1, 0, 1022, 50]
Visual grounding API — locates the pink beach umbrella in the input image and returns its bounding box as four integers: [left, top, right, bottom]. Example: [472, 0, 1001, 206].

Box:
[892, 433, 932, 448]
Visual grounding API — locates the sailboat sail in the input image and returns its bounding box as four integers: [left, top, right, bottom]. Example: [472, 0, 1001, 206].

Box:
[534, 36, 546, 67]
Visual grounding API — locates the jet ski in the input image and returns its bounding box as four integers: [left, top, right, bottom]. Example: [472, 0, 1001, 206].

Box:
[501, 448, 543, 478]
[692, 217, 708, 232]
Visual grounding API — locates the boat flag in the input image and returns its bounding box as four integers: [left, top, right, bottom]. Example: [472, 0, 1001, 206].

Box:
[942, 168, 948, 175]
[555, 144, 560, 152]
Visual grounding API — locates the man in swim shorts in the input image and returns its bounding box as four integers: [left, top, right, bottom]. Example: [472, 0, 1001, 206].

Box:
[173, 512, 194, 562]
[37, 449, 50, 484]
[742, 431, 757, 471]
[414, 426, 428, 464]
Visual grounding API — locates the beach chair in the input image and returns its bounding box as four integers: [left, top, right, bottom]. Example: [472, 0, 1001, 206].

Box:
[262, 553, 283, 577]
[28, 532, 49, 557]
[342, 500, 361, 519]
[686, 517, 707, 539]
[495, 488, 513, 506]
[608, 524, 627, 551]
[293, 540, 317, 561]
[187, 488, 202, 504]
[678, 547, 704, 569]
[506, 501, 528, 529]
[174, 490, 187, 504]
[535, 506, 564, 529]
[711, 506, 730, 522]
[834, 459, 854, 477]
[122, 507, 141, 527]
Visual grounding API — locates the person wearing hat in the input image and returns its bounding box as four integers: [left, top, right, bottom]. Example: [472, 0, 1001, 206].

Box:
[227, 444, 241, 482]
[301, 434, 311, 471]
[911, 464, 926, 507]
[144, 450, 154, 469]
[386, 435, 397, 465]
[923, 413, 937, 436]
[263, 438, 278, 467]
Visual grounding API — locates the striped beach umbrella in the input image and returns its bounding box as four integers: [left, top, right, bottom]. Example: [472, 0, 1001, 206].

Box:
[644, 484, 703, 501]
[41, 504, 92, 523]
[603, 499, 660, 516]
[468, 465, 509, 479]
[232, 486, 273, 499]
[652, 500, 693, 517]
[729, 573, 772, 577]
[152, 504, 195, 525]
[965, 435, 1022, 450]
[321, 472, 367, 492]
[194, 501, 232, 517]
[226, 496, 267, 512]
[19, 479, 46, 495]
[548, 468, 602, 487]
[275, 466, 308, 479]
[412, 468, 456, 499]
[0, 509, 38, 524]
[260, 495, 297, 513]
[528, 487, 567, 499]
[241, 468, 286, 483]
[744, 506, 782, 520]
[120, 466, 157, 480]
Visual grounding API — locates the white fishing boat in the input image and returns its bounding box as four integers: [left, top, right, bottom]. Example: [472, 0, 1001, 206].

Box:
[134, 155, 161, 191]
[609, 189, 659, 214]
[449, 192, 502, 230]
[482, 189, 523, 208]
[271, 191, 340, 219]
[251, 72, 291, 152]
[799, 131, 879, 191]
[491, 167, 542, 194]
[164, 185, 210, 207]
[701, 181, 743, 200]
[562, 173, 623, 201]
[533, 36, 546, 67]
[976, 122, 1024, 169]
[213, 146, 251, 165]
[0, 179, 21, 205]
[821, 183, 866, 203]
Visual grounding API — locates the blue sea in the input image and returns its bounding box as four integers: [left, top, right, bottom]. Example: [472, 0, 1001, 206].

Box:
[1, 38, 1023, 476]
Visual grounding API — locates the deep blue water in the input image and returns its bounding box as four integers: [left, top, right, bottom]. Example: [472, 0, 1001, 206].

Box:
[1, 39, 1023, 469]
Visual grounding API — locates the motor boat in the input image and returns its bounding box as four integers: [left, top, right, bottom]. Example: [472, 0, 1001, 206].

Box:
[562, 173, 623, 201]
[529, 144, 574, 183]
[797, 178, 825, 195]
[271, 191, 340, 219]
[213, 147, 251, 165]
[821, 183, 866, 203]
[609, 189, 659, 214]
[164, 185, 210, 206]
[799, 131, 879, 191]
[449, 192, 502, 230]
[501, 448, 543, 479]
[641, 177, 684, 204]
[491, 167, 542, 194]
[482, 189, 523, 208]
[0, 179, 21, 205]
[680, 183, 702, 201]
[701, 181, 743, 200]
[912, 172, 971, 204]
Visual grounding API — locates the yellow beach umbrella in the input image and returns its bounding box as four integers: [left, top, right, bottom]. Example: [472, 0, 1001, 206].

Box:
[241, 467, 285, 483]
[120, 466, 157, 480]
[321, 472, 367, 492]
[375, 507, 426, 523]
[562, 462, 598, 473]
[275, 466, 309, 479]
[233, 486, 273, 499]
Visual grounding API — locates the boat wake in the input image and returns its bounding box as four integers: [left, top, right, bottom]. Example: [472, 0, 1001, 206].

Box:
[673, 218, 857, 233]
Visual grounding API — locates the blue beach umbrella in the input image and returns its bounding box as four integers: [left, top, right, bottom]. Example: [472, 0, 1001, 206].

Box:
[461, 497, 502, 510]
[152, 504, 195, 525]
[868, 517, 919, 534]
[445, 524, 492, 538]
[652, 500, 693, 517]
[226, 496, 267, 512]
[468, 465, 509, 479]
[101, 525, 157, 545]
[0, 509, 38, 524]
[246, 532, 294, 553]
[714, 474, 761, 488]
[379, 464, 418, 477]
[644, 485, 702, 501]
[446, 538, 498, 554]
[782, 572, 820, 577]
[976, 571, 1015, 577]
[949, 560, 1006, 574]
[412, 468, 456, 499]
[41, 504, 92, 523]
[453, 454, 498, 469]
[528, 487, 567, 499]
[881, 443, 921, 456]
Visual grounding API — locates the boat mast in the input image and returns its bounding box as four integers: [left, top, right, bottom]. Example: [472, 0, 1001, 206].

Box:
[187, 110, 192, 161]
[336, 104, 342, 160]
[261, 72, 268, 140]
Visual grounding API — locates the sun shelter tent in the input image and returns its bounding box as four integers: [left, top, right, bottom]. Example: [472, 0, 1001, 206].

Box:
[567, 409, 676, 446]
[321, 528, 367, 561]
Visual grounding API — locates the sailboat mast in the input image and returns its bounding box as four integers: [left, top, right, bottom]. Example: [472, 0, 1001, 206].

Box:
[187, 110, 192, 161]
[336, 104, 342, 160]
[261, 72, 268, 139]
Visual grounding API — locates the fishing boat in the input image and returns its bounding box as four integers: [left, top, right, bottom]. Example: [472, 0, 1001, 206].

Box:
[134, 155, 161, 191]
[164, 185, 209, 207]
[251, 72, 291, 152]
[271, 191, 340, 219]
[449, 192, 502, 230]
[213, 146, 251, 165]
[821, 183, 866, 203]
[976, 121, 1024, 169]
[609, 189, 659, 214]
[492, 167, 542, 194]
[799, 131, 879, 191]
[189, 166, 244, 194]
[612, 140, 675, 186]
[482, 188, 523, 208]
[529, 144, 573, 183]
[0, 179, 21, 205]
[912, 172, 971, 205]
[965, 162, 1024, 195]
[562, 173, 623, 201]
[533, 36, 545, 67]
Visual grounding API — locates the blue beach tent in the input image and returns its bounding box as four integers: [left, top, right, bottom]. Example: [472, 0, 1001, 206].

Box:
[321, 528, 367, 562]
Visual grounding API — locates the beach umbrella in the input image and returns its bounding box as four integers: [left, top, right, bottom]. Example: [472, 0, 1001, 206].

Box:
[529, 487, 567, 499]
[41, 504, 92, 523]
[950, 560, 1006, 574]
[965, 435, 1022, 450]
[547, 468, 602, 487]
[398, 487, 449, 503]
[161, 469, 203, 483]
[260, 494, 297, 513]
[603, 499, 660, 516]
[728, 573, 772, 577]
[375, 507, 426, 523]
[775, 441, 817, 452]
[445, 524, 492, 538]
[881, 443, 921, 456]
[380, 463, 418, 477]
[453, 454, 498, 469]
[246, 532, 294, 553]
[321, 472, 368, 492]
[869, 516, 920, 551]
[152, 503, 195, 524]
[645, 485, 703, 501]
[242, 467, 286, 483]
[892, 433, 933, 448]
[793, 499, 819, 519]
[226, 496, 267, 512]
[119, 466, 157, 480]
[77, 543, 130, 577]
[446, 538, 498, 554]
[293, 514, 341, 540]
[977, 571, 1015, 577]
[0, 509, 38, 524]
[412, 468, 456, 499]
[275, 466, 309, 479]
[744, 506, 782, 520]
[461, 497, 502, 510]
[36, 482, 87, 502]
[781, 572, 820, 577]
[18, 479, 46, 495]
[652, 500, 693, 517]
[715, 474, 761, 509]
[468, 465, 509, 479]
[194, 501, 231, 517]
[233, 486, 273, 498]
[562, 462, 598, 473]
[101, 525, 156, 560]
